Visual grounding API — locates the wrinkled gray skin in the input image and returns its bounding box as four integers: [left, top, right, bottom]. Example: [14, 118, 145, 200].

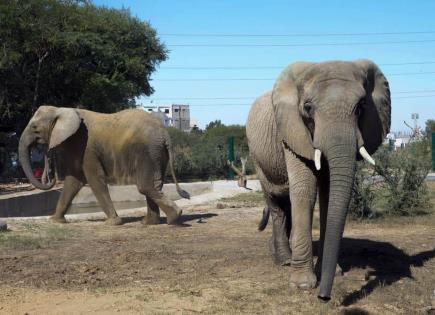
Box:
[19, 106, 190, 226]
[246, 60, 390, 300]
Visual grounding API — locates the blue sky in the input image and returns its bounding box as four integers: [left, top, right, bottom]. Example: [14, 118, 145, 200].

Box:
[93, 0, 435, 131]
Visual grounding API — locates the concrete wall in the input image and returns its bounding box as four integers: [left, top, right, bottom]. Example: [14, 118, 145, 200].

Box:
[71, 182, 212, 204]
[0, 189, 62, 217]
[0, 182, 213, 218]
[0, 180, 263, 218]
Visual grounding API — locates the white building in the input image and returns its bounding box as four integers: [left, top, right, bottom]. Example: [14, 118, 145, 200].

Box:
[142, 104, 191, 132]
[385, 132, 411, 150]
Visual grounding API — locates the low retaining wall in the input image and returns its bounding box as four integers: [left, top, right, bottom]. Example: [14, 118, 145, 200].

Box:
[0, 181, 238, 218]
[0, 189, 62, 217]
[71, 181, 212, 204]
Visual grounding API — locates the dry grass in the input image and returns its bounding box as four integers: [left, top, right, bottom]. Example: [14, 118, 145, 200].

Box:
[0, 185, 433, 314]
[0, 221, 75, 250]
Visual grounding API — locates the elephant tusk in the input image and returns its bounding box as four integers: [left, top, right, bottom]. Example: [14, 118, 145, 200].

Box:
[314, 149, 322, 171]
[359, 146, 375, 166]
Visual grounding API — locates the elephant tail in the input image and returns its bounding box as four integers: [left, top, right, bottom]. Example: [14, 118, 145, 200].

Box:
[258, 206, 270, 231]
[165, 137, 190, 199]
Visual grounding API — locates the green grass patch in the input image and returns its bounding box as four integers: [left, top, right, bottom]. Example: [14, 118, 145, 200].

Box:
[0, 222, 75, 250]
[220, 192, 264, 205]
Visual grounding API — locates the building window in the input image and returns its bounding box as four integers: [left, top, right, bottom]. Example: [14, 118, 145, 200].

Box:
[174, 109, 179, 112]
[165, 109, 169, 113]
[148, 109, 152, 111]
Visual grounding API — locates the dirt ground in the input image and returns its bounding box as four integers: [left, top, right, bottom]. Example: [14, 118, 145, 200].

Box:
[0, 194, 434, 315]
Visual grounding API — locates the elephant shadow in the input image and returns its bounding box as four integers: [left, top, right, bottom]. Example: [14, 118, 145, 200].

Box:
[313, 238, 435, 306]
[121, 212, 218, 226]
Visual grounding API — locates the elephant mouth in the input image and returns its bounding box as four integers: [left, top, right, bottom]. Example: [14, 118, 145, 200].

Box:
[282, 140, 314, 164]
[36, 137, 46, 145]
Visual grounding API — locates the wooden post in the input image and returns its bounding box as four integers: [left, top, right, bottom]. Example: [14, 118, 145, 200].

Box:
[227, 136, 235, 179]
[432, 132, 435, 171]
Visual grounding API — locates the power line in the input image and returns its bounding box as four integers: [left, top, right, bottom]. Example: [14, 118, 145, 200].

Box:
[141, 95, 435, 107]
[394, 94, 435, 99]
[161, 31, 435, 37]
[147, 97, 254, 100]
[154, 72, 435, 81]
[160, 61, 435, 70]
[390, 71, 435, 76]
[167, 39, 435, 47]
[381, 61, 435, 66]
[161, 66, 283, 70]
[143, 98, 435, 107]
[188, 104, 251, 106]
[395, 89, 435, 94]
[143, 90, 435, 101]
[156, 78, 269, 81]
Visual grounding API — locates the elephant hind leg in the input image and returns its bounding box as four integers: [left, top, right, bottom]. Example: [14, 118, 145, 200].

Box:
[136, 157, 181, 225]
[266, 194, 292, 266]
[256, 166, 292, 266]
[144, 197, 161, 225]
[143, 177, 163, 225]
[138, 188, 182, 225]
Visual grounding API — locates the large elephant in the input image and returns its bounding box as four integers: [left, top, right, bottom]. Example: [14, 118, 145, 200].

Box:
[246, 60, 390, 300]
[19, 106, 190, 225]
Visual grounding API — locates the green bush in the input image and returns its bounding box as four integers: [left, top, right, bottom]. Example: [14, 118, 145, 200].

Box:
[350, 140, 431, 218]
[349, 162, 376, 219]
[373, 141, 431, 216]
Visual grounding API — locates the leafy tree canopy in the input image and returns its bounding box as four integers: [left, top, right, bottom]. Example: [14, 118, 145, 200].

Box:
[0, 0, 167, 133]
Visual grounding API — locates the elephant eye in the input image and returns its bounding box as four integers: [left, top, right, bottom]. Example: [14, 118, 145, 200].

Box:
[303, 102, 313, 116]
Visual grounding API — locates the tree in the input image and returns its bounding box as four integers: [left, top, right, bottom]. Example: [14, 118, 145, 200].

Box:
[0, 0, 167, 133]
[168, 122, 253, 181]
[205, 120, 223, 131]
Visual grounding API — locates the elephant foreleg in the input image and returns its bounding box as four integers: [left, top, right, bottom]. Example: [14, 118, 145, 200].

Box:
[50, 175, 83, 223]
[285, 150, 318, 289]
[83, 153, 121, 226]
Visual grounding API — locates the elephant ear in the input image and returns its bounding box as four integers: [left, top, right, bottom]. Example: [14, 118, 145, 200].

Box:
[49, 108, 81, 150]
[272, 62, 315, 160]
[354, 60, 391, 154]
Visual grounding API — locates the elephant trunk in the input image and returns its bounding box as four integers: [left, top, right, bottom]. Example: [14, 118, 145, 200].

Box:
[317, 124, 357, 301]
[18, 129, 56, 190]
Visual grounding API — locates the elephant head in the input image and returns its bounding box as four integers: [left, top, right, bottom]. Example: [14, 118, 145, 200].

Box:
[19, 106, 81, 190]
[272, 60, 390, 300]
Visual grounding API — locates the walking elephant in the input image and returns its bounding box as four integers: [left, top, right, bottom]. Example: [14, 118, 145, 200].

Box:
[246, 60, 390, 300]
[19, 106, 190, 225]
